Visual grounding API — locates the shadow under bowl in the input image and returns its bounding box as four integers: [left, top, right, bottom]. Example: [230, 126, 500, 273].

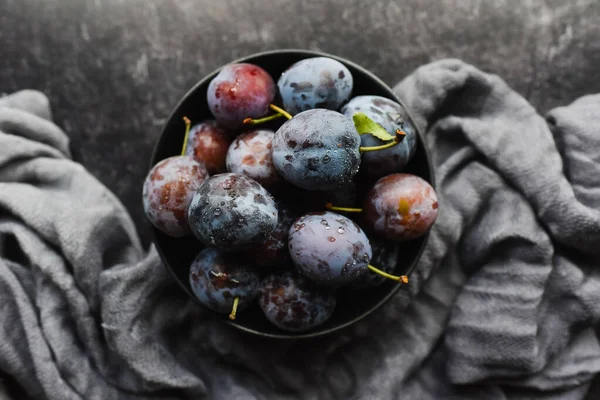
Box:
[149, 49, 434, 339]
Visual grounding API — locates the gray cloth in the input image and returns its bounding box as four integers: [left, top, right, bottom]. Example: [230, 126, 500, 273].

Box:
[1, 58, 599, 400]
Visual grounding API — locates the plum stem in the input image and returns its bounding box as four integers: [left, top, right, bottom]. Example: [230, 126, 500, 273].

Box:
[229, 297, 240, 320]
[181, 116, 192, 156]
[325, 202, 363, 213]
[396, 129, 407, 142]
[243, 113, 285, 125]
[360, 137, 399, 153]
[368, 265, 409, 283]
[359, 128, 407, 153]
[269, 104, 293, 120]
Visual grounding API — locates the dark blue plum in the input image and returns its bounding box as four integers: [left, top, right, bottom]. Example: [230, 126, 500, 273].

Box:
[288, 211, 372, 287]
[258, 270, 336, 332]
[348, 237, 400, 290]
[189, 248, 259, 317]
[187, 173, 278, 251]
[207, 63, 276, 129]
[341, 95, 418, 178]
[271, 109, 361, 191]
[277, 57, 353, 115]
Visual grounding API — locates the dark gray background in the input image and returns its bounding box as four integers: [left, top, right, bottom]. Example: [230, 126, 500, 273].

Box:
[1, 0, 600, 397]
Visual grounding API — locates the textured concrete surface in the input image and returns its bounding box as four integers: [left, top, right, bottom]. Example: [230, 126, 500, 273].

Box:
[0, 0, 599, 398]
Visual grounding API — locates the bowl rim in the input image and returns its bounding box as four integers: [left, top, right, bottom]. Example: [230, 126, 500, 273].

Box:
[150, 48, 434, 339]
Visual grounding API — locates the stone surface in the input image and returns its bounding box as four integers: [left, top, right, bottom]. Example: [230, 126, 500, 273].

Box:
[0, 0, 599, 398]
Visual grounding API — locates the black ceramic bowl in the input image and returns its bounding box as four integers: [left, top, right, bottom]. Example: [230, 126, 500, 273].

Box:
[149, 49, 434, 339]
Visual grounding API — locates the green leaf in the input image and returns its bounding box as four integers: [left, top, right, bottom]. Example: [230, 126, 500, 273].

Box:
[352, 112, 394, 141]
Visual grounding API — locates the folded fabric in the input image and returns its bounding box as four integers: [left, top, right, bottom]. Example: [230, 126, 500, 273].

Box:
[0, 59, 599, 400]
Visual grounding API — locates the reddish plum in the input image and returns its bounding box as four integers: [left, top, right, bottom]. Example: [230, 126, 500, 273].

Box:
[184, 120, 232, 174]
[142, 155, 209, 237]
[364, 173, 438, 241]
[207, 63, 276, 129]
[226, 129, 281, 186]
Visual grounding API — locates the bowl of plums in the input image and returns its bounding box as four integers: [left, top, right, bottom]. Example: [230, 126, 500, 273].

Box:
[143, 49, 437, 339]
